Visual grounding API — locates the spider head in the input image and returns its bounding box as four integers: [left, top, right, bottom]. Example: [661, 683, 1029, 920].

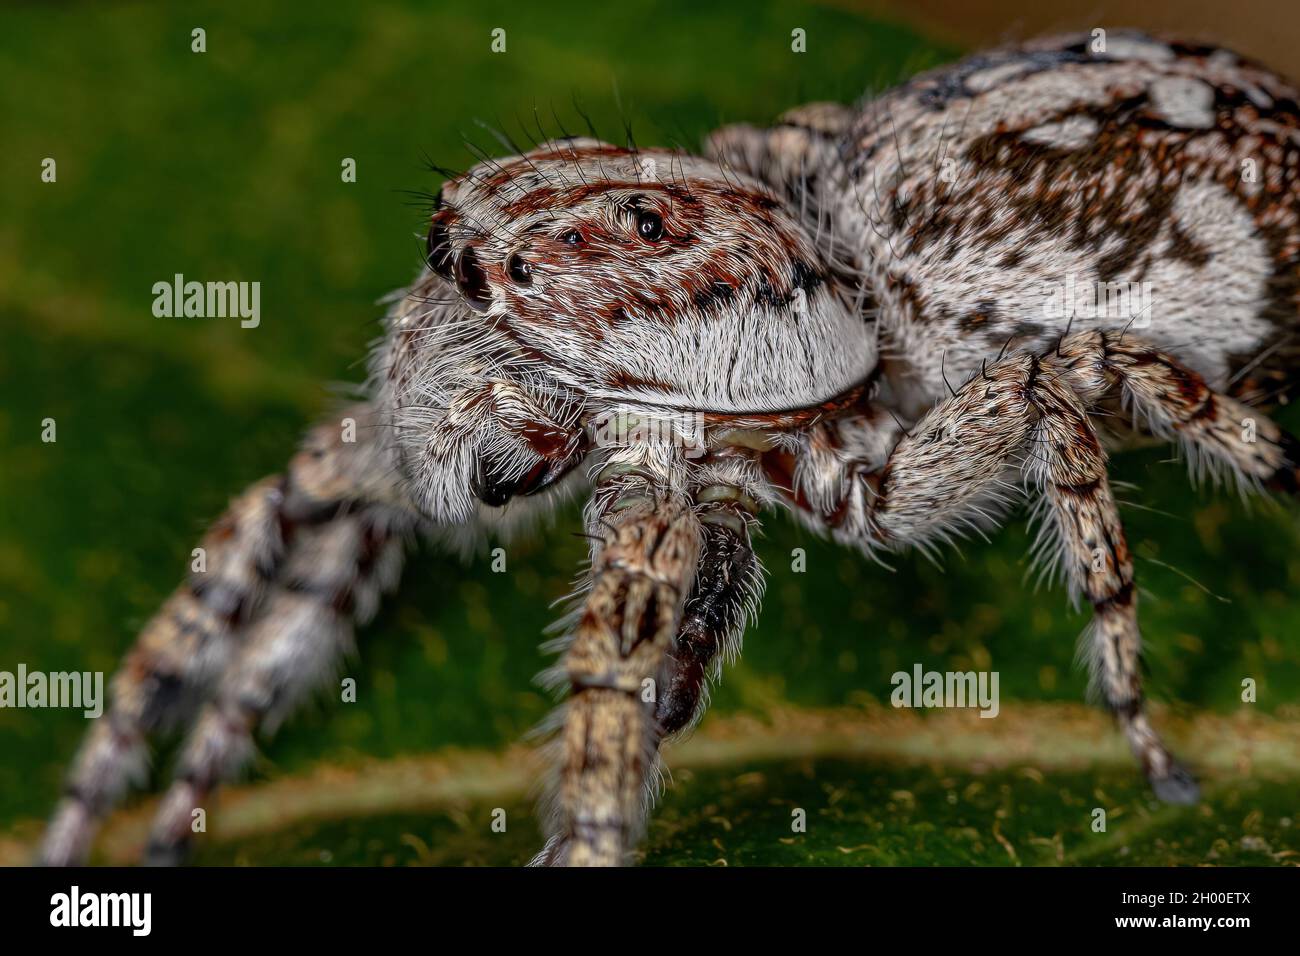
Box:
[428, 139, 876, 415]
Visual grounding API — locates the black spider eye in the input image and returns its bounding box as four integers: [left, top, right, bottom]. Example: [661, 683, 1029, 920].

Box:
[636, 210, 664, 241]
[561, 229, 583, 245]
[454, 247, 491, 312]
[426, 220, 453, 278]
[508, 253, 533, 285]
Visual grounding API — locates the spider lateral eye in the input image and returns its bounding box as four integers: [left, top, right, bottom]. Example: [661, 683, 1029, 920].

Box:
[561, 229, 583, 245]
[426, 221, 453, 278]
[636, 210, 664, 241]
[508, 253, 533, 285]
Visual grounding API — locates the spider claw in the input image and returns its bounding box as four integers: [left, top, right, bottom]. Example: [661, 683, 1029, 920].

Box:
[1150, 762, 1200, 805]
[470, 457, 522, 506]
[472, 441, 586, 507]
[142, 838, 190, 868]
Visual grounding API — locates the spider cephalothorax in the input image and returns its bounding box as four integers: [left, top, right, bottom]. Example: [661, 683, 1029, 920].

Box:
[42, 32, 1300, 869]
[426, 139, 875, 412]
[380, 140, 876, 523]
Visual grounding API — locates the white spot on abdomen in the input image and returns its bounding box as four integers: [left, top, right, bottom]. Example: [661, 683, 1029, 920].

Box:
[1149, 77, 1216, 129]
[966, 61, 1033, 92]
[1022, 115, 1100, 150]
[1106, 37, 1175, 62]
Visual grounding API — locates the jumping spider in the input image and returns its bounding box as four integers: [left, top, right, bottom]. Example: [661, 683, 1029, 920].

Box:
[42, 31, 1300, 866]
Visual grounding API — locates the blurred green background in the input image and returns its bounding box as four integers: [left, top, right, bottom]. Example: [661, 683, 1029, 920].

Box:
[1, 1, 1297, 866]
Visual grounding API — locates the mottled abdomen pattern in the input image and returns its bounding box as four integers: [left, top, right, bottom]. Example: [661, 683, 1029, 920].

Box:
[853, 33, 1300, 405]
[716, 32, 1300, 413]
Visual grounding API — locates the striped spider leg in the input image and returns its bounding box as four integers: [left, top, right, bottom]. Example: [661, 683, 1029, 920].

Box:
[528, 416, 771, 866]
[39, 310, 589, 865]
[767, 329, 1300, 803]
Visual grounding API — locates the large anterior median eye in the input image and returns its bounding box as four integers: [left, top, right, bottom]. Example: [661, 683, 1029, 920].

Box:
[636, 210, 664, 241]
[454, 248, 491, 311]
[426, 221, 453, 277]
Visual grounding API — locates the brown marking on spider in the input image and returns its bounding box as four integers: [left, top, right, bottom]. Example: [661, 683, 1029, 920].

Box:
[41, 32, 1300, 870]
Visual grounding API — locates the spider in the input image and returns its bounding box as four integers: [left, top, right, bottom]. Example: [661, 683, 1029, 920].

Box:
[41, 31, 1300, 867]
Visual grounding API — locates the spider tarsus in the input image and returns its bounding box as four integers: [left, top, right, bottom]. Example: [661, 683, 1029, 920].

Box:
[1150, 764, 1201, 806]
[142, 839, 191, 868]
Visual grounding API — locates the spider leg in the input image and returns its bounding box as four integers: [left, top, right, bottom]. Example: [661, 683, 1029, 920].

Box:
[1025, 350, 1199, 803]
[705, 105, 855, 203]
[774, 344, 1200, 802]
[544, 457, 701, 866]
[528, 438, 767, 867]
[142, 510, 409, 864]
[39, 478, 282, 866]
[39, 405, 418, 865]
[140, 375, 580, 861]
[1069, 330, 1299, 492]
[655, 514, 761, 739]
[530, 469, 762, 867]
[1043, 330, 1300, 801]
